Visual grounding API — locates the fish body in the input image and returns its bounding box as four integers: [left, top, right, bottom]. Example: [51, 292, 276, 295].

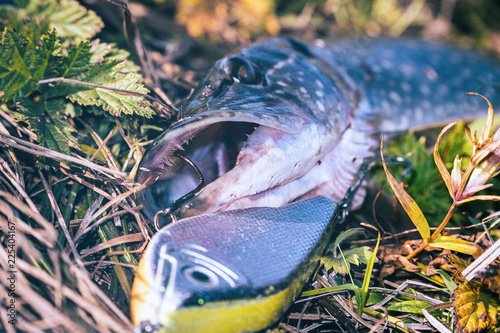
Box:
[133, 37, 500, 331]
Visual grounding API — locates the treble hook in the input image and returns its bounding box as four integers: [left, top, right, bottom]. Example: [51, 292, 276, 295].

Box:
[153, 152, 205, 231]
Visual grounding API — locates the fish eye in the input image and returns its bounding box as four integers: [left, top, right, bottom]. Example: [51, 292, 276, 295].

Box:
[182, 265, 219, 287]
[226, 57, 261, 85]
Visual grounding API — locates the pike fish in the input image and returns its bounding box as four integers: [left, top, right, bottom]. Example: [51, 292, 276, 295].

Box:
[132, 37, 500, 332]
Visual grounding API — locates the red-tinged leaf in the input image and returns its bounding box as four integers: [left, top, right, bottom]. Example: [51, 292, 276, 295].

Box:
[430, 236, 484, 258]
[466, 92, 494, 144]
[434, 121, 458, 199]
[381, 138, 430, 242]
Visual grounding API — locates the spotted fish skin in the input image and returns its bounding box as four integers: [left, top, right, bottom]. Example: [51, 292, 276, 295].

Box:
[137, 37, 500, 224]
[313, 38, 500, 132]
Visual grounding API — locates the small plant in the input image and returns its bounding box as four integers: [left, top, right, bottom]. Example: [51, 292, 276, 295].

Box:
[382, 93, 500, 260]
[381, 93, 500, 332]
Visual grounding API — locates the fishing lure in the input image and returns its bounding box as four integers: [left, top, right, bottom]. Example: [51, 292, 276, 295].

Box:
[132, 196, 339, 332]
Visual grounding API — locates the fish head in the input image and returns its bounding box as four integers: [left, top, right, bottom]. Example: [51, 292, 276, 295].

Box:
[137, 37, 352, 224]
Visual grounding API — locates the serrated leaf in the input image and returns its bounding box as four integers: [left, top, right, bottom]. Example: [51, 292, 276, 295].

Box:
[60, 40, 93, 78]
[326, 228, 366, 256]
[321, 256, 350, 275]
[430, 236, 484, 257]
[90, 40, 141, 73]
[16, 98, 78, 155]
[453, 281, 500, 333]
[68, 71, 154, 117]
[24, 0, 104, 41]
[321, 246, 374, 275]
[0, 28, 60, 101]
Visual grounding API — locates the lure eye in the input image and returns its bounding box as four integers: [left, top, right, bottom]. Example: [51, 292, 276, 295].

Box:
[182, 265, 219, 287]
[226, 57, 261, 85]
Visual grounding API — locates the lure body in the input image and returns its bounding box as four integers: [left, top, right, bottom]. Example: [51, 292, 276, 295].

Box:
[132, 196, 338, 332]
[133, 37, 500, 332]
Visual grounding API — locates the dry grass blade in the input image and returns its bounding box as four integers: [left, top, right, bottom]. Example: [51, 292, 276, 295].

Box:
[80, 233, 144, 258]
[38, 169, 85, 268]
[0, 194, 133, 332]
[0, 132, 129, 180]
[74, 181, 149, 240]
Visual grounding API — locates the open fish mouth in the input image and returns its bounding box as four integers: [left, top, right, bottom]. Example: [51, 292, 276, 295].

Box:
[135, 105, 328, 227]
[137, 119, 260, 227]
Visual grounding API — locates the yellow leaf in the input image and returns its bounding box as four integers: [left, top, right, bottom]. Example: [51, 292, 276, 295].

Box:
[453, 280, 500, 333]
[430, 236, 484, 258]
[176, 0, 279, 39]
[381, 138, 430, 241]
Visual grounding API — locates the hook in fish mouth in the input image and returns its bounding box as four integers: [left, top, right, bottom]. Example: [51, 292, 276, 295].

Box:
[137, 119, 270, 226]
[152, 152, 205, 230]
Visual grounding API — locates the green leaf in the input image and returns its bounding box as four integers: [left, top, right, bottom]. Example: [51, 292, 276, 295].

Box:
[434, 269, 457, 292]
[322, 228, 375, 276]
[0, 28, 60, 101]
[90, 40, 141, 73]
[326, 227, 366, 256]
[16, 98, 78, 155]
[361, 233, 380, 310]
[321, 246, 374, 275]
[24, 0, 104, 41]
[60, 40, 93, 79]
[388, 300, 432, 314]
[68, 69, 154, 117]
[1, 7, 153, 155]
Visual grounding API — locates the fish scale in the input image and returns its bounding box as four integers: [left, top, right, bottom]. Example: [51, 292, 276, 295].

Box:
[132, 37, 500, 332]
